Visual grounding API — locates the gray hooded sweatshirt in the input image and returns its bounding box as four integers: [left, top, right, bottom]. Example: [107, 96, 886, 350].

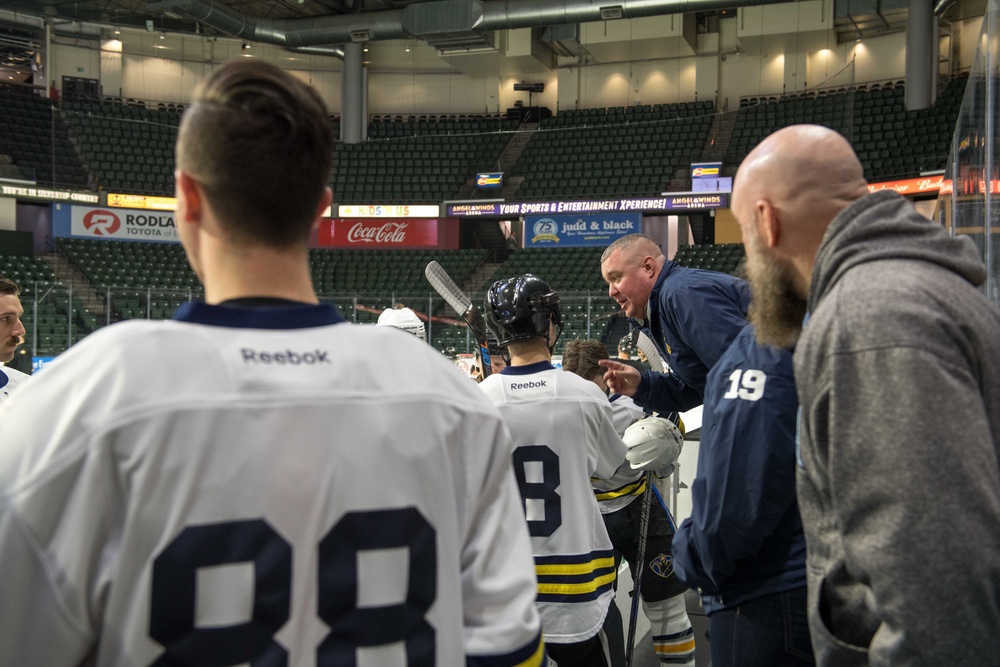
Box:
[794, 190, 1000, 666]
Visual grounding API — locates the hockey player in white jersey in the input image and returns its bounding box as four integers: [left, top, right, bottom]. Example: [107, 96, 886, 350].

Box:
[563, 339, 695, 665]
[0, 60, 545, 667]
[479, 274, 628, 667]
[0, 275, 29, 404]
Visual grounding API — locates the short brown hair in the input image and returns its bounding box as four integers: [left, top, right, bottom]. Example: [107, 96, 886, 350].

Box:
[601, 233, 664, 264]
[0, 275, 21, 297]
[176, 59, 333, 247]
[562, 339, 609, 381]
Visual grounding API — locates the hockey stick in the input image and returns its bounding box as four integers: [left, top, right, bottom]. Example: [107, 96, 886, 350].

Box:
[626, 470, 654, 667]
[636, 330, 667, 373]
[424, 261, 492, 379]
[628, 331, 676, 664]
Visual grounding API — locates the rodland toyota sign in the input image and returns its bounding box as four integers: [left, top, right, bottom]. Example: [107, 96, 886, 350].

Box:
[68, 206, 179, 242]
[319, 218, 440, 248]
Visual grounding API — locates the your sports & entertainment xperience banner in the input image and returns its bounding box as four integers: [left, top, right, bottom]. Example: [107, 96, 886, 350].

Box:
[447, 193, 726, 217]
[524, 212, 641, 247]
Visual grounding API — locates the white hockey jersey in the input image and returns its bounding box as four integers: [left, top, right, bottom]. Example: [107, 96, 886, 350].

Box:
[0, 302, 545, 667]
[592, 393, 648, 514]
[0, 364, 30, 404]
[479, 361, 627, 644]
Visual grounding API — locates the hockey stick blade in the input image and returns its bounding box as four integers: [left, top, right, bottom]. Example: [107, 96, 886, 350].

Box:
[636, 331, 667, 373]
[425, 261, 493, 378]
[424, 261, 472, 315]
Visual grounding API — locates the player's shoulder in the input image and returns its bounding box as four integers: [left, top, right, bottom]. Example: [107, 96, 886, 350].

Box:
[555, 368, 614, 405]
[353, 325, 501, 414]
[0, 365, 30, 383]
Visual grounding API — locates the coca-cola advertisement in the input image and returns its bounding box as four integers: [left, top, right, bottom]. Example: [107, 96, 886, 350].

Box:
[318, 218, 440, 248]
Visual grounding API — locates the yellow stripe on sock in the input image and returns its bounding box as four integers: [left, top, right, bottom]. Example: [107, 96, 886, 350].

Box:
[654, 638, 696, 654]
[512, 638, 546, 667]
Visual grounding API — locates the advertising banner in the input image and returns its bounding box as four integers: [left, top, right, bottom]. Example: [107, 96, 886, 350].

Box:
[476, 173, 504, 188]
[446, 194, 726, 217]
[866, 175, 945, 195]
[690, 162, 722, 178]
[107, 193, 177, 211]
[524, 212, 641, 247]
[53, 205, 179, 243]
[337, 204, 440, 218]
[1, 184, 99, 205]
[318, 218, 440, 248]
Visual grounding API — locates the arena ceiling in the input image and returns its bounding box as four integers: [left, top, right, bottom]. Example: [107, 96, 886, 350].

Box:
[0, 1, 436, 34]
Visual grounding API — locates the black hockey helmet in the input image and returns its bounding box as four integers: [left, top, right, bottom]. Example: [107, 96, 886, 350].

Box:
[485, 274, 563, 349]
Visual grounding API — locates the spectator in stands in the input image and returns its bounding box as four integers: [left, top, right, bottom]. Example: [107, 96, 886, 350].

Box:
[671, 323, 812, 666]
[599, 233, 751, 415]
[0, 275, 29, 402]
[733, 123, 1000, 665]
[0, 59, 545, 666]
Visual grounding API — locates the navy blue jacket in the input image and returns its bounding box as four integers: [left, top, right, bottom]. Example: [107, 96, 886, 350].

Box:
[671, 324, 807, 614]
[632, 262, 750, 415]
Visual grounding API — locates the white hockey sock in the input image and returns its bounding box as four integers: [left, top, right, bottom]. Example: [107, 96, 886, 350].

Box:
[643, 593, 695, 666]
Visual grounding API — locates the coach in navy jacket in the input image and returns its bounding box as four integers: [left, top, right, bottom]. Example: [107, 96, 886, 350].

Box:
[600, 234, 750, 416]
[672, 324, 812, 665]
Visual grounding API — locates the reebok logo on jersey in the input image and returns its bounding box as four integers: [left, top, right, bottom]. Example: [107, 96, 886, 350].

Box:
[510, 380, 547, 390]
[241, 348, 331, 365]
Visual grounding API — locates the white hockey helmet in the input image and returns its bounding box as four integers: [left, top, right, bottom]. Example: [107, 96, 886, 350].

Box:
[622, 416, 684, 473]
[376, 307, 426, 341]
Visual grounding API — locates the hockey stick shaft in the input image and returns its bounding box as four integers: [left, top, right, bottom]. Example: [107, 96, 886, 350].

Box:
[625, 470, 654, 667]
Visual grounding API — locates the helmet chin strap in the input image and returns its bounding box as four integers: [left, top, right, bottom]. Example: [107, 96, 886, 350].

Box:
[545, 320, 563, 354]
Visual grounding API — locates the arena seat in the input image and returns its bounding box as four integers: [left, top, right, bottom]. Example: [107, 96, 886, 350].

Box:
[727, 75, 967, 181]
[332, 115, 513, 203]
[512, 101, 715, 199]
[0, 86, 89, 187]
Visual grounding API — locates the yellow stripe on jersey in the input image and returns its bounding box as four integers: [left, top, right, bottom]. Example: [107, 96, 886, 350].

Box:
[537, 569, 618, 596]
[534, 555, 616, 576]
[593, 478, 646, 501]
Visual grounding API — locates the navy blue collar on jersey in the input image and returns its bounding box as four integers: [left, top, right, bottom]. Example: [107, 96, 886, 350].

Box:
[173, 301, 345, 330]
[609, 392, 623, 402]
[501, 360, 556, 375]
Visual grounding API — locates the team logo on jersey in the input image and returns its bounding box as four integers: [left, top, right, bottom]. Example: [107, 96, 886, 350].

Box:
[649, 552, 674, 578]
[82, 209, 122, 235]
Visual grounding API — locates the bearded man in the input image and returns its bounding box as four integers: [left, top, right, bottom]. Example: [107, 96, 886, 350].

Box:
[733, 124, 1000, 667]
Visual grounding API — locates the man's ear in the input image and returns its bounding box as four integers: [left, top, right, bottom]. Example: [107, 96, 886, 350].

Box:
[175, 170, 203, 224]
[314, 187, 333, 227]
[641, 255, 657, 277]
[757, 199, 780, 249]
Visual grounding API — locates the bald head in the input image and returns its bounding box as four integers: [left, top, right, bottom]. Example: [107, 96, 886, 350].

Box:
[734, 125, 867, 238]
[733, 125, 868, 290]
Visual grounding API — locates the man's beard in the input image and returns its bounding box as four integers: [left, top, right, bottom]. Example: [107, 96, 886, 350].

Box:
[745, 237, 807, 349]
